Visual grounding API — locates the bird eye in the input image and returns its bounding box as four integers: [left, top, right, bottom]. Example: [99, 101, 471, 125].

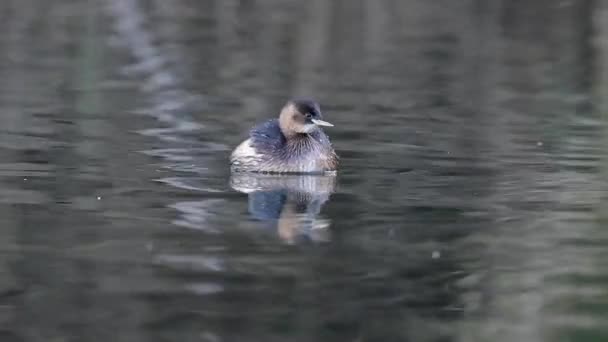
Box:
[305, 113, 312, 118]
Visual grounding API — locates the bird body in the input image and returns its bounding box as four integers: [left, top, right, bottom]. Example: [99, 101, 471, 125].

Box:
[230, 99, 338, 174]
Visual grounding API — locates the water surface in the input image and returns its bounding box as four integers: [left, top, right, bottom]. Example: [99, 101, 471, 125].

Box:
[0, 1, 607, 341]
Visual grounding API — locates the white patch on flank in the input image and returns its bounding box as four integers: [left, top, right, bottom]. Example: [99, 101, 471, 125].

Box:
[231, 136, 333, 173]
[231, 138, 260, 160]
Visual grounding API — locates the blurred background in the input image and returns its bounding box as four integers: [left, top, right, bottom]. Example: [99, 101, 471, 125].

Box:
[0, 0, 607, 341]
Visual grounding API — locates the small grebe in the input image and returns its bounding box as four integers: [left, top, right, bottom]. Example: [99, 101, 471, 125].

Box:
[230, 98, 338, 173]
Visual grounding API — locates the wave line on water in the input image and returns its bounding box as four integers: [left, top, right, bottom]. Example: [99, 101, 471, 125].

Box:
[105, 0, 206, 143]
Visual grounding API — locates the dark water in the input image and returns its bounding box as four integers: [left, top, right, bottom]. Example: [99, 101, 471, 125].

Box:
[1, 0, 608, 341]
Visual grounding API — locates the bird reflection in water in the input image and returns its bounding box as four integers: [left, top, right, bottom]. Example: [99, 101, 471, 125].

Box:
[230, 173, 336, 244]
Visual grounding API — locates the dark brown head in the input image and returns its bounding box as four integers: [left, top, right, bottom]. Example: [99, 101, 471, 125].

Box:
[279, 98, 333, 137]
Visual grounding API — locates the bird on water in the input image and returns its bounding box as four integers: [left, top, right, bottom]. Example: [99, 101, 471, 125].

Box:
[230, 98, 338, 174]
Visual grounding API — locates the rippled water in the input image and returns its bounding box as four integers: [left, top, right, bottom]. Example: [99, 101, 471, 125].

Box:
[1, 0, 607, 341]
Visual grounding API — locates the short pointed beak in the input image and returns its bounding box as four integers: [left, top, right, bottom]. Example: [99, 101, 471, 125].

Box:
[311, 118, 334, 127]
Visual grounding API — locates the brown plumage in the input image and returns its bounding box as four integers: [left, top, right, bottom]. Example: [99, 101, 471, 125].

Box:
[231, 99, 338, 173]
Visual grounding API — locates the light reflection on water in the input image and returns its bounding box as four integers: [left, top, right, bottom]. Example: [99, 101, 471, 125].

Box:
[0, 0, 606, 341]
